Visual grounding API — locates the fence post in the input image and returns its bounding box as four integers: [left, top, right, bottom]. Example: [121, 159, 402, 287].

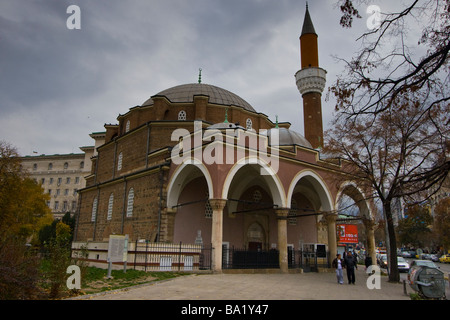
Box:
[144, 240, 149, 272]
[178, 242, 182, 271]
[133, 240, 137, 270]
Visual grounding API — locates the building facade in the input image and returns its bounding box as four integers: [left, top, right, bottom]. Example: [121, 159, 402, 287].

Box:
[20, 133, 105, 219]
[73, 6, 377, 272]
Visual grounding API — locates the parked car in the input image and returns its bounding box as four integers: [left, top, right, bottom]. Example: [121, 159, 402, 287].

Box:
[439, 254, 450, 263]
[379, 256, 410, 272]
[402, 251, 415, 258]
[430, 254, 439, 262]
[397, 257, 410, 272]
[407, 260, 439, 283]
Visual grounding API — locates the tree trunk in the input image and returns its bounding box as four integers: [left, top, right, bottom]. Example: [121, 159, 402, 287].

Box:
[384, 201, 399, 282]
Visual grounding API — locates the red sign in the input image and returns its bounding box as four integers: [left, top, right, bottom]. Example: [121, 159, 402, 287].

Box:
[338, 224, 358, 244]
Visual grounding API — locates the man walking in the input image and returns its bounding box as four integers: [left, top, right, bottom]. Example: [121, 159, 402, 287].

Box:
[344, 252, 357, 284]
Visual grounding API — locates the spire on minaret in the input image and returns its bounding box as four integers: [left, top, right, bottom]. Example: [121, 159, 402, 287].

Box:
[301, 2, 317, 36]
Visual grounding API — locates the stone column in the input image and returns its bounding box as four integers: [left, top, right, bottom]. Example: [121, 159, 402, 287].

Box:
[324, 212, 338, 262]
[276, 208, 289, 273]
[363, 218, 377, 266]
[209, 199, 227, 273]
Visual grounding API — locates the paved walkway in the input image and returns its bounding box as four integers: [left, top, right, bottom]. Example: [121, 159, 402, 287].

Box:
[73, 268, 412, 300]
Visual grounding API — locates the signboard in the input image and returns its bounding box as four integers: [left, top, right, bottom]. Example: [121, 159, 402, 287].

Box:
[337, 224, 358, 244]
[108, 234, 128, 263]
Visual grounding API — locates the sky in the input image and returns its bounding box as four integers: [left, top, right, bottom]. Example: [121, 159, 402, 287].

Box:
[0, 0, 411, 156]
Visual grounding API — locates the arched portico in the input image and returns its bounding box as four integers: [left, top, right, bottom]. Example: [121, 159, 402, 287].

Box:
[335, 181, 377, 266]
[220, 157, 288, 272]
[287, 170, 336, 259]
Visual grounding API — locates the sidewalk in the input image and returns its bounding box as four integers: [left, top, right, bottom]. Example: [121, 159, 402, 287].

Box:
[72, 268, 412, 300]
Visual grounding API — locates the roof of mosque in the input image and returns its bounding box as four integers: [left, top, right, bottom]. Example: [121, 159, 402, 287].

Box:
[141, 83, 256, 112]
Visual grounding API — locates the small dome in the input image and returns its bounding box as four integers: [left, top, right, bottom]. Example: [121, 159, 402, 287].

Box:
[142, 83, 255, 112]
[264, 127, 312, 148]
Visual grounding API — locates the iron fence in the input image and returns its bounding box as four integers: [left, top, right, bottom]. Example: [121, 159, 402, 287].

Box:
[131, 241, 212, 272]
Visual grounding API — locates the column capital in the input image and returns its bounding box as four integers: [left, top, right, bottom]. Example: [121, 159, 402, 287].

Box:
[323, 211, 338, 223]
[209, 199, 227, 211]
[275, 208, 290, 219]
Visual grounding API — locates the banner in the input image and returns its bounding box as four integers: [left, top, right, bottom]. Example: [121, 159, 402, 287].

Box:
[337, 224, 358, 244]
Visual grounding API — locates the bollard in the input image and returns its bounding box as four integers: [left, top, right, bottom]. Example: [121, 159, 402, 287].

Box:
[403, 279, 407, 295]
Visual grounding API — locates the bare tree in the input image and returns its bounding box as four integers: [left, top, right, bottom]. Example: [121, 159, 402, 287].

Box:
[328, 0, 449, 282]
[324, 95, 449, 282]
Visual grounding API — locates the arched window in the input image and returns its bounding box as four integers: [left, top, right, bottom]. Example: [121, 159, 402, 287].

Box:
[48, 163, 53, 170]
[126, 188, 134, 217]
[178, 110, 187, 121]
[64, 162, 69, 169]
[117, 152, 123, 171]
[91, 197, 98, 222]
[107, 193, 114, 220]
[80, 161, 84, 169]
[246, 118, 253, 130]
[125, 120, 130, 133]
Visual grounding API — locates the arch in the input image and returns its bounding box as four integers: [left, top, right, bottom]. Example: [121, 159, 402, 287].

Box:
[335, 181, 373, 220]
[166, 158, 214, 208]
[287, 170, 333, 212]
[221, 157, 286, 209]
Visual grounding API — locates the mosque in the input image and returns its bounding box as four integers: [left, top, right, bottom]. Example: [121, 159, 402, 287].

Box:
[73, 5, 377, 273]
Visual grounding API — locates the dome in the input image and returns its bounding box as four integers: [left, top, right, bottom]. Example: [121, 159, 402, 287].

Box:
[141, 83, 256, 112]
[264, 127, 312, 149]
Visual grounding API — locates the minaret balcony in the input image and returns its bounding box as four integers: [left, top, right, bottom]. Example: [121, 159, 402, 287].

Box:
[295, 67, 327, 95]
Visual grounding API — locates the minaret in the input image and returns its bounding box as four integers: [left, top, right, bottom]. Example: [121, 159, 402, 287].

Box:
[295, 3, 327, 149]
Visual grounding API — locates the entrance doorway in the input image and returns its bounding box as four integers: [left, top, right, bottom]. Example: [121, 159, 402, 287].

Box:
[246, 222, 265, 250]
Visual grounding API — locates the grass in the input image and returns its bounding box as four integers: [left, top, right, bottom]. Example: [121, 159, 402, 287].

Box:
[39, 260, 188, 299]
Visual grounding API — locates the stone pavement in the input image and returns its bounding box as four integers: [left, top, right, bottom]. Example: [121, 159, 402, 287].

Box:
[72, 268, 412, 300]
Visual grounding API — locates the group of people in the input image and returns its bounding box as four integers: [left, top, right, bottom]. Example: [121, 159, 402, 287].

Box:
[332, 251, 361, 285]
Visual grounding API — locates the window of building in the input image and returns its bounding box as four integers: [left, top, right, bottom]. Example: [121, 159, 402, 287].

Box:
[64, 189, 69, 196]
[246, 118, 253, 130]
[64, 162, 69, 169]
[288, 199, 297, 226]
[126, 188, 134, 217]
[66, 177, 71, 184]
[63, 201, 68, 212]
[253, 190, 262, 203]
[117, 152, 123, 171]
[80, 161, 84, 169]
[205, 191, 212, 219]
[33, 163, 37, 171]
[48, 189, 52, 195]
[54, 201, 59, 211]
[75, 177, 80, 184]
[91, 197, 98, 222]
[125, 120, 130, 133]
[57, 177, 62, 186]
[72, 201, 77, 211]
[107, 193, 114, 220]
[56, 189, 60, 196]
[48, 163, 53, 170]
[178, 110, 187, 121]
[41, 178, 45, 185]
[49, 178, 53, 184]
[73, 189, 78, 196]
